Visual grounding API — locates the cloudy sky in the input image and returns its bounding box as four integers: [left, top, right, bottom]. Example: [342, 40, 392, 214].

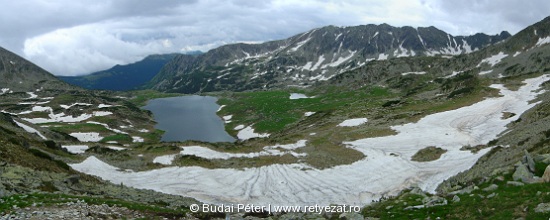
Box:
[1, 0, 549, 76]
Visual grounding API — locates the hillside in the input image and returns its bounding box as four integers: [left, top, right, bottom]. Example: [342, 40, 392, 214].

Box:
[58, 54, 179, 91]
[0, 47, 76, 92]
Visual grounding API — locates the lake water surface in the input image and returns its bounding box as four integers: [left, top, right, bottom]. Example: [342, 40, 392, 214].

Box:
[142, 95, 235, 142]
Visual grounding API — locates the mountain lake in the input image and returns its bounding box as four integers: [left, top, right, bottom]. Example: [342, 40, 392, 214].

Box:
[142, 95, 235, 142]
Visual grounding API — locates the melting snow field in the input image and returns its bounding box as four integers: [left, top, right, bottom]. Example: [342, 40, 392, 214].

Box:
[71, 75, 550, 207]
[153, 141, 308, 165]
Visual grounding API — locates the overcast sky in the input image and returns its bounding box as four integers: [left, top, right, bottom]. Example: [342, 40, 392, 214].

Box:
[1, 0, 549, 76]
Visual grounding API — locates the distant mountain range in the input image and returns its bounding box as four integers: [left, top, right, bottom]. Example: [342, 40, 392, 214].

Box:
[146, 24, 511, 93]
[58, 54, 180, 91]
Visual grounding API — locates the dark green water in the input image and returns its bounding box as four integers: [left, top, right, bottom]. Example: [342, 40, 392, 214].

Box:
[142, 95, 235, 142]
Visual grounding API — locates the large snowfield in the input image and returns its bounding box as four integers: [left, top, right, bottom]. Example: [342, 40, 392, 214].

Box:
[71, 75, 550, 207]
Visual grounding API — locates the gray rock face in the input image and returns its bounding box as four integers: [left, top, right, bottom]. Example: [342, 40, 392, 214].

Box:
[512, 164, 533, 182]
[543, 164, 550, 183]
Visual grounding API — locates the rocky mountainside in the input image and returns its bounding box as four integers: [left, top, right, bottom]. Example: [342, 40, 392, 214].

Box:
[58, 54, 179, 91]
[0, 47, 76, 93]
[148, 24, 510, 93]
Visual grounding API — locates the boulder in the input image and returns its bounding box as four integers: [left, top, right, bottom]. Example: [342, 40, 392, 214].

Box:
[543, 165, 550, 183]
[523, 150, 536, 172]
[482, 184, 498, 192]
[452, 195, 460, 203]
[63, 175, 80, 185]
[535, 203, 550, 213]
[533, 154, 550, 164]
[512, 164, 533, 182]
[449, 185, 476, 195]
[409, 186, 427, 197]
[422, 196, 447, 207]
[506, 181, 525, 186]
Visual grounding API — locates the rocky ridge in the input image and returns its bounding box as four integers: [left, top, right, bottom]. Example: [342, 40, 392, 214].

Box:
[148, 24, 510, 93]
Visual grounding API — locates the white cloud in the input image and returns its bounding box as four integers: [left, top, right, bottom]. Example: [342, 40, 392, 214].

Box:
[0, 0, 547, 75]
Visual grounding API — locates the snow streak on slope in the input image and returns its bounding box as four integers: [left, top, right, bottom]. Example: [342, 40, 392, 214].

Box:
[477, 52, 508, 67]
[14, 121, 47, 140]
[71, 75, 549, 207]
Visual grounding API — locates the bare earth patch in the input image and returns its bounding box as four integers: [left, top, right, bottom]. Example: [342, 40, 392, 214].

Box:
[411, 146, 447, 162]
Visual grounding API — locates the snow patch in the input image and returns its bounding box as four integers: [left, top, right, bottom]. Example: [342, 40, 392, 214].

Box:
[304, 112, 315, 117]
[93, 111, 113, 117]
[234, 124, 245, 130]
[25, 92, 38, 99]
[237, 125, 270, 140]
[14, 121, 46, 140]
[0, 88, 10, 95]
[477, 52, 508, 67]
[289, 93, 309, 99]
[535, 36, 550, 47]
[153, 154, 178, 165]
[60, 103, 92, 109]
[153, 140, 307, 165]
[401, 71, 426, 76]
[87, 121, 127, 134]
[289, 37, 311, 52]
[446, 70, 463, 78]
[302, 61, 313, 71]
[62, 145, 89, 154]
[377, 53, 388, 60]
[98, 104, 116, 108]
[479, 70, 493, 75]
[70, 132, 103, 142]
[106, 146, 126, 151]
[310, 55, 325, 71]
[132, 136, 144, 143]
[322, 51, 356, 68]
[337, 118, 368, 127]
